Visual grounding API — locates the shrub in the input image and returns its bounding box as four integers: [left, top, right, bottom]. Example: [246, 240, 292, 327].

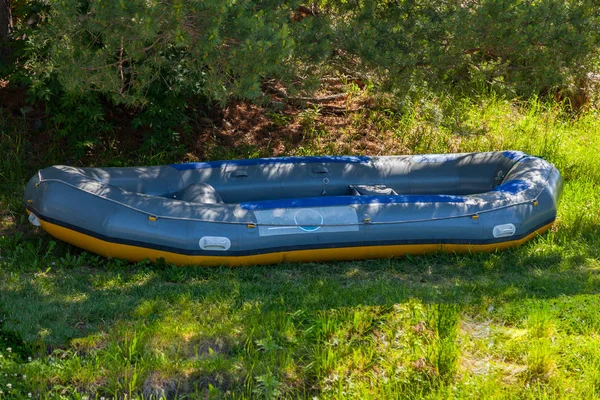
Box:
[7, 0, 600, 143]
[21, 0, 330, 106]
[11, 0, 333, 144]
[323, 0, 600, 100]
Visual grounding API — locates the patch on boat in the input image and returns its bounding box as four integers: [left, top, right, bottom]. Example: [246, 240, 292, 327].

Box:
[254, 206, 359, 236]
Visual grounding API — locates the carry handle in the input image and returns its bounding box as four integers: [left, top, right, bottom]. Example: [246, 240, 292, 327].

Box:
[311, 166, 330, 175]
[230, 170, 249, 178]
[199, 236, 231, 251]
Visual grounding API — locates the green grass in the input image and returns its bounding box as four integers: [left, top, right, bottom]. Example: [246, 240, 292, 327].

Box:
[1, 94, 600, 399]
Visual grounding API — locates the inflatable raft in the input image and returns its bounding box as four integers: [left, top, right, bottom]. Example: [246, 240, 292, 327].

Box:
[24, 151, 562, 266]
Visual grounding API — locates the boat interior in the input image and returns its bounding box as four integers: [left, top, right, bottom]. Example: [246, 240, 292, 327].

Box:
[160, 153, 519, 205]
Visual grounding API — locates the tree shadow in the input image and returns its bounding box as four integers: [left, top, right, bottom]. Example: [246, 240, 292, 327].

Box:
[2, 217, 599, 345]
[0, 217, 598, 397]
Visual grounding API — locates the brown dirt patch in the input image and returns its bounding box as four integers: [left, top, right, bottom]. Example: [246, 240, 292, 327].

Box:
[142, 371, 186, 400]
[183, 334, 235, 360]
[0, 212, 15, 236]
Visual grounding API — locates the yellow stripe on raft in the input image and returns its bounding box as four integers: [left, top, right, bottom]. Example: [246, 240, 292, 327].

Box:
[38, 219, 553, 267]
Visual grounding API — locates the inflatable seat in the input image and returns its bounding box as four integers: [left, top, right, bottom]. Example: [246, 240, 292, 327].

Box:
[173, 183, 223, 204]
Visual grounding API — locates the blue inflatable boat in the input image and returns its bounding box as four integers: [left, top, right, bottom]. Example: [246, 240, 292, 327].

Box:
[24, 151, 563, 266]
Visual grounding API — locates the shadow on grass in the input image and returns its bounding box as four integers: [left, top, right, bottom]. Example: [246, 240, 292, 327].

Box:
[0, 216, 599, 397]
[1, 219, 599, 346]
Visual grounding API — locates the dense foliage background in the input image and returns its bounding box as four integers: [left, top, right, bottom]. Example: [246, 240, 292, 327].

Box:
[1, 0, 598, 147]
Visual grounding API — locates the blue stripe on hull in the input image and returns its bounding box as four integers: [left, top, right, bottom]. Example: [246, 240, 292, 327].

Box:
[170, 155, 373, 170]
[240, 194, 466, 210]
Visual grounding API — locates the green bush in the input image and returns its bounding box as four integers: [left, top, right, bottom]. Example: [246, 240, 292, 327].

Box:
[12, 0, 333, 144]
[21, 0, 328, 105]
[8, 0, 600, 143]
[454, 0, 600, 97]
[324, 0, 599, 99]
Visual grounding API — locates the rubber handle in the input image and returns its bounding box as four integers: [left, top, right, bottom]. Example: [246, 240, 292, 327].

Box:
[311, 167, 330, 174]
[231, 171, 249, 178]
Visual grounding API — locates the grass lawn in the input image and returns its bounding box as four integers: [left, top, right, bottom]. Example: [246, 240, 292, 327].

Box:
[1, 93, 600, 399]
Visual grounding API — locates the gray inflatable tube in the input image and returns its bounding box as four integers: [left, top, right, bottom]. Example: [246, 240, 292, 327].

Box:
[24, 151, 563, 266]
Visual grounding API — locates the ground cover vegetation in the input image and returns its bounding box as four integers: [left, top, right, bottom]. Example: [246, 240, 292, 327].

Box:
[1, 0, 600, 399]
